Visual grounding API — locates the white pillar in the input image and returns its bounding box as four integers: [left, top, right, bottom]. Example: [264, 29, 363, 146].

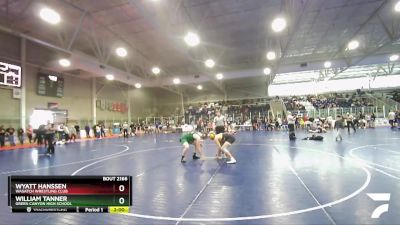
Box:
[92, 78, 97, 125]
[127, 87, 131, 124]
[20, 38, 26, 129]
[383, 105, 386, 118]
[180, 92, 184, 116]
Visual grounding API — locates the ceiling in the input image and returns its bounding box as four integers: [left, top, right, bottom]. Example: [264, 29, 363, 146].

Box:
[0, 0, 399, 93]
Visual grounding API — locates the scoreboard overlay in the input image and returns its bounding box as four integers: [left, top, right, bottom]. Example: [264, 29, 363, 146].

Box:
[8, 176, 132, 213]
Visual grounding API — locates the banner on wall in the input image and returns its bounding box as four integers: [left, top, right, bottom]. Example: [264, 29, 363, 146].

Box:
[0, 61, 22, 88]
[96, 99, 128, 113]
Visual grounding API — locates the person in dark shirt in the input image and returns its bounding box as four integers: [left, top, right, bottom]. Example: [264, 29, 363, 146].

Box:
[85, 125, 90, 138]
[370, 113, 376, 128]
[100, 123, 106, 137]
[37, 125, 45, 145]
[17, 128, 24, 144]
[26, 125, 33, 144]
[45, 123, 56, 155]
[334, 115, 344, 141]
[74, 124, 80, 139]
[130, 123, 136, 136]
[0, 125, 5, 147]
[302, 134, 323, 141]
[6, 126, 16, 146]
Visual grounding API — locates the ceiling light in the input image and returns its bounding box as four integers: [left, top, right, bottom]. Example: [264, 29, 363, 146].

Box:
[135, 83, 142, 88]
[58, 59, 71, 67]
[197, 85, 203, 90]
[347, 40, 359, 50]
[216, 73, 223, 80]
[152, 67, 160, 75]
[116, 47, 127, 57]
[173, 78, 181, 84]
[266, 51, 276, 60]
[263, 67, 271, 75]
[324, 61, 332, 68]
[271, 17, 287, 32]
[105, 74, 114, 81]
[184, 32, 200, 47]
[39, 7, 61, 25]
[389, 54, 399, 61]
[204, 59, 215, 68]
[395, 1, 400, 12]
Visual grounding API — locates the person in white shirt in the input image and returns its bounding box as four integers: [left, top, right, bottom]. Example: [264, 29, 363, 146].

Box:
[388, 110, 396, 128]
[287, 112, 296, 140]
[345, 113, 356, 133]
[213, 110, 227, 134]
[63, 126, 70, 142]
[122, 122, 129, 138]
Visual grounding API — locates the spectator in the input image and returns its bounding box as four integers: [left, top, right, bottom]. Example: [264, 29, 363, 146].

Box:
[333, 115, 344, 141]
[17, 127, 24, 144]
[6, 126, 16, 146]
[69, 124, 77, 142]
[0, 125, 5, 147]
[74, 124, 80, 139]
[388, 110, 396, 128]
[45, 123, 56, 155]
[100, 123, 106, 137]
[95, 124, 101, 138]
[370, 112, 376, 128]
[130, 123, 136, 136]
[63, 125, 70, 142]
[26, 125, 33, 144]
[85, 125, 90, 138]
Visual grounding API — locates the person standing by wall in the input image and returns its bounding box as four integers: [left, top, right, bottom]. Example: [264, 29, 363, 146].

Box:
[45, 123, 56, 155]
[26, 125, 33, 144]
[74, 124, 80, 139]
[17, 128, 24, 144]
[63, 125, 70, 143]
[122, 122, 129, 138]
[100, 123, 106, 137]
[388, 110, 396, 129]
[69, 124, 77, 143]
[287, 112, 296, 140]
[0, 125, 6, 147]
[388, 110, 396, 128]
[370, 112, 376, 128]
[213, 110, 227, 134]
[130, 123, 136, 136]
[85, 125, 90, 138]
[346, 113, 356, 133]
[6, 126, 15, 146]
[396, 110, 400, 129]
[334, 115, 344, 141]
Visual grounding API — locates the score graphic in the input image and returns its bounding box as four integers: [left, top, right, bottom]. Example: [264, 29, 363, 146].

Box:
[8, 176, 132, 213]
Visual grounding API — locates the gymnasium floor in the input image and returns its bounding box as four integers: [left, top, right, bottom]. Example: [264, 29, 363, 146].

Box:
[0, 128, 399, 225]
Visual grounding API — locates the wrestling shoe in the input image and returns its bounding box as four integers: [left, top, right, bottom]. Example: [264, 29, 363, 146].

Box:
[226, 158, 236, 164]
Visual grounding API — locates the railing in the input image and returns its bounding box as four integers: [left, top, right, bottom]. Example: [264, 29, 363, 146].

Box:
[0, 115, 186, 130]
[1, 103, 398, 130]
[304, 106, 384, 118]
